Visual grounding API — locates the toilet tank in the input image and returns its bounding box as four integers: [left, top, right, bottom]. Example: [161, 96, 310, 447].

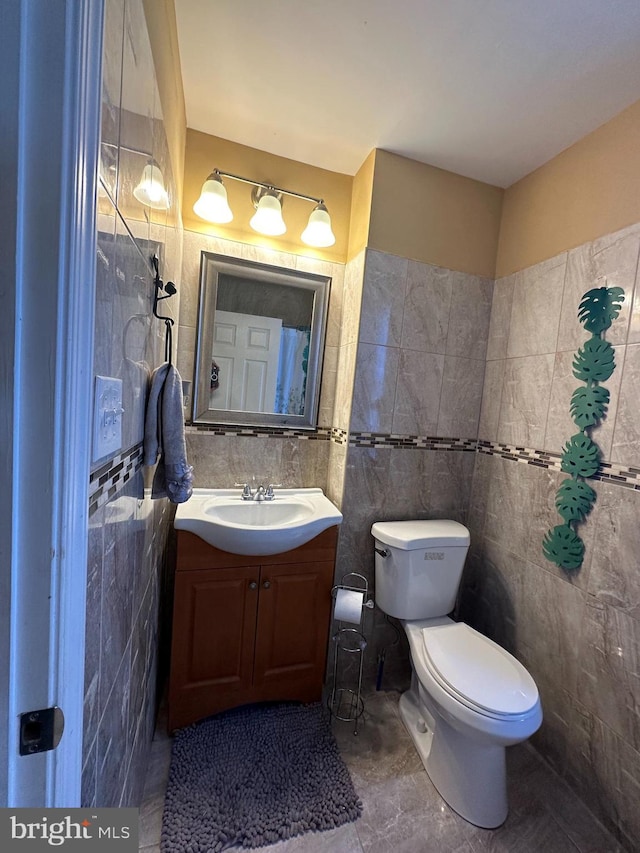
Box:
[372, 520, 470, 620]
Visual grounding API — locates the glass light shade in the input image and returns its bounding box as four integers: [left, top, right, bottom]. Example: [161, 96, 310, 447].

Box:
[301, 203, 336, 247]
[250, 192, 286, 236]
[193, 174, 233, 223]
[133, 162, 170, 210]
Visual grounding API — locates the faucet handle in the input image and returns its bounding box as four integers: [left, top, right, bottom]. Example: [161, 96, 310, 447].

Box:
[265, 483, 282, 500]
[235, 482, 253, 500]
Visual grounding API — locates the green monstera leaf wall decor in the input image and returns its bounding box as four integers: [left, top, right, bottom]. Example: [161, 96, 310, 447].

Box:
[578, 286, 625, 334]
[569, 385, 610, 430]
[544, 285, 624, 572]
[572, 337, 616, 383]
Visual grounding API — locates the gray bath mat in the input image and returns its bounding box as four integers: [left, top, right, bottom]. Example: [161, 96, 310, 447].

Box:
[161, 701, 362, 852]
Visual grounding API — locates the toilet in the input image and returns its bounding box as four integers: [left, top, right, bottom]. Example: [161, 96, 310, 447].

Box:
[372, 519, 542, 829]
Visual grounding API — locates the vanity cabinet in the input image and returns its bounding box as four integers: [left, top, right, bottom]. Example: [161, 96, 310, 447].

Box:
[168, 527, 338, 730]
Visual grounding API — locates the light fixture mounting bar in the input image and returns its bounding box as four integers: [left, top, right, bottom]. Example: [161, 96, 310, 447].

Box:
[213, 169, 324, 205]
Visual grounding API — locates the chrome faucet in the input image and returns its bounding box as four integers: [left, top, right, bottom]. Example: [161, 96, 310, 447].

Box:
[236, 481, 281, 500]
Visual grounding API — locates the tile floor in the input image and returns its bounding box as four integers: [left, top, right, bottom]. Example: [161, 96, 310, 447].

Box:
[139, 689, 623, 853]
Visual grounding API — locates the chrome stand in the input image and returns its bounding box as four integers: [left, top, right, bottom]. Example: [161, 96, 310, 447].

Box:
[327, 573, 373, 735]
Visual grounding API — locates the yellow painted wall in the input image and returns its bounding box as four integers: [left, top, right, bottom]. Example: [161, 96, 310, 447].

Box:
[497, 98, 640, 277]
[142, 0, 187, 210]
[368, 149, 504, 278]
[182, 130, 353, 264]
[347, 150, 375, 260]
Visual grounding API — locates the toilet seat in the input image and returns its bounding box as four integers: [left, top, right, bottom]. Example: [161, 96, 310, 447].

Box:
[419, 622, 538, 719]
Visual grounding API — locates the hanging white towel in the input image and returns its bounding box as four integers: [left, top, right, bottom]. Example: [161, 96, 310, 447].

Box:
[144, 362, 193, 503]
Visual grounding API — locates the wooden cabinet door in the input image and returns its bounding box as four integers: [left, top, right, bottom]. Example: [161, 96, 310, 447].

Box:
[168, 565, 259, 730]
[252, 561, 334, 702]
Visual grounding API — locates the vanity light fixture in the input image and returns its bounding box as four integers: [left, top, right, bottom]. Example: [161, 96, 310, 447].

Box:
[193, 169, 336, 247]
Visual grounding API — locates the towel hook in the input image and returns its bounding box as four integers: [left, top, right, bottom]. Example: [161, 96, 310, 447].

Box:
[150, 254, 177, 364]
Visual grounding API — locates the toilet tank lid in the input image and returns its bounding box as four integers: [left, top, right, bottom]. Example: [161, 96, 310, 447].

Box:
[371, 519, 470, 549]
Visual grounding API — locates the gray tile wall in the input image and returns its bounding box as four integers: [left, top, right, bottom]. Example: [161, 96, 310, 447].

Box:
[82, 0, 180, 808]
[460, 221, 640, 849]
[333, 249, 491, 686]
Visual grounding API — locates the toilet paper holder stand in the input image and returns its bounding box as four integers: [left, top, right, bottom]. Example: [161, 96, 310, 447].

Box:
[328, 572, 374, 735]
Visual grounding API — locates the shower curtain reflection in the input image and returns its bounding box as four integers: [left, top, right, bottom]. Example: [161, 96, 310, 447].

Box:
[275, 327, 310, 415]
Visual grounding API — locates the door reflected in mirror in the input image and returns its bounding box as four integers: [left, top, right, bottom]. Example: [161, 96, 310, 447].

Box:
[193, 252, 330, 429]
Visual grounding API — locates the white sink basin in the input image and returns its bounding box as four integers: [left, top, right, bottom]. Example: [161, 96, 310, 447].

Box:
[174, 488, 343, 555]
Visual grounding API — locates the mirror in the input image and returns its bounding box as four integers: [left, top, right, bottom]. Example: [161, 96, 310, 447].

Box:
[192, 252, 331, 429]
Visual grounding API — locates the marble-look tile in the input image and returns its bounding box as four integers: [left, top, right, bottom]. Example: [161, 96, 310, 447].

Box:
[175, 324, 196, 398]
[279, 436, 330, 490]
[446, 272, 493, 361]
[459, 529, 526, 655]
[497, 354, 555, 448]
[387, 448, 436, 520]
[84, 513, 104, 746]
[611, 343, 640, 466]
[568, 713, 640, 850]
[507, 254, 566, 358]
[401, 261, 452, 354]
[486, 274, 515, 361]
[483, 455, 537, 562]
[465, 452, 491, 544]
[259, 822, 363, 853]
[463, 790, 591, 853]
[517, 561, 585, 696]
[318, 344, 339, 428]
[327, 441, 347, 509]
[355, 771, 473, 853]
[559, 225, 639, 352]
[437, 356, 485, 438]
[80, 736, 98, 809]
[95, 646, 133, 807]
[544, 347, 624, 458]
[185, 433, 281, 488]
[332, 691, 422, 787]
[351, 344, 400, 433]
[477, 359, 505, 442]
[240, 242, 297, 269]
[334, 342, 357, 432]
[342, 251, 365, 347]
[577, 597, 640, 752]
[587, 481, 640, 618]
[391, 350, 443, 436]
[360, 250, 408, 347]
[428, 451, 476, 524]
[179, 230, 208, 328]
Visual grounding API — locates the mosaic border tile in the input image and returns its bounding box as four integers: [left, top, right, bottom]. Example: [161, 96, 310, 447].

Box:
[349, 432, 477, 451]
[88, 442, 144, 516]
[185, 424, 333, 441]
[478, 439, 640, 490]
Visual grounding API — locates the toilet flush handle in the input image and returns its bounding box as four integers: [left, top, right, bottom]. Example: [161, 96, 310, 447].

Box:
[375, 547, 389, 558]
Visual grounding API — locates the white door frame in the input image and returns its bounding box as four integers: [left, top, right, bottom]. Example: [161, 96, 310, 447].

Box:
[0, 0, 103, 806]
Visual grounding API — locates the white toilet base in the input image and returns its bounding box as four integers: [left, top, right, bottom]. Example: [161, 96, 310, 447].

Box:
[399, 686, 508, 829]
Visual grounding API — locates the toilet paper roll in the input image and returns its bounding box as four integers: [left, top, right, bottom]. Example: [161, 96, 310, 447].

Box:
[334, 588, 364, 625]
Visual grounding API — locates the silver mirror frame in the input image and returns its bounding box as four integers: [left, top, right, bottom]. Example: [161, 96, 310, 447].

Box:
[192, 251, 331, 430]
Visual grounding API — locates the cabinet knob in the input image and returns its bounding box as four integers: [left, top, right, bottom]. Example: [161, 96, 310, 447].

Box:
[248, 581, 258, 590]
[263, 580, 271, 589]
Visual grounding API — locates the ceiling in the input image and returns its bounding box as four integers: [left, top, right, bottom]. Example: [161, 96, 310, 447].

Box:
[174, 0, 640, 188]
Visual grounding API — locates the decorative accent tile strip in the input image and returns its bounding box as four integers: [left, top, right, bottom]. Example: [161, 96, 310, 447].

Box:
[179, 425, 640, 493]
[88, 442, 144, 517]
[349, 432, 478, 451]
[478, 439, 640, 490]
[185, 424, 333, 441]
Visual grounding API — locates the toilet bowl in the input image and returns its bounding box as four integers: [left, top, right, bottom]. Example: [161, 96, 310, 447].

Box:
[372, 520, 542, 828]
